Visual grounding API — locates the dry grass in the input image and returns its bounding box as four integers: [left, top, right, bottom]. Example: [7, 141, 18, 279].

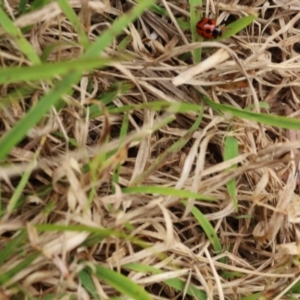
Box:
[1, 0, 300, 299]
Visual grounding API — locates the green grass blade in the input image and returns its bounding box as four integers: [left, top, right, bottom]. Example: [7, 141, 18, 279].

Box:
[189, 0, 203, 62]
[241, 293, 263, 300]
[79, 269, 101, 300]
[0, 73, 79, 161]
[122, 186, 215, 201]
[7, 159, 37, 214]
[217, 15, 256, 40]
[204, 96, 300, 129]
[112, 111, 130, 190]
[87, 82, 134, 119]
[0, 8, 40, 64]
[224, 136, 238, 210]
[18, 0, 28, 14]
[182, 200, 224, 262]
[0, 0, 155, 162]
[130, 105, 203, 186]
[0, 231, 27, 265]
[105, 101, 201, 115]
[0, 58, 114, 84]
[84, 0, 156, 58]
[124, 263, 207, 300]
[57, 0, 90, 48]
[89, 264, 153, 300]
[0, 252, 39, 285]
[135, 0, 167, 16]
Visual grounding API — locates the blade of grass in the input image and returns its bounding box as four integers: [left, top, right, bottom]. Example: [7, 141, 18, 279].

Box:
[216, 15, 256, 40]
[57, 0, 90, 48]
[203, 96, 300, 129]
[88, 264, 153, 300]
[0, 252, 39, 286]
[78, 269, 101, 300]
[86, 82, 134, 119]
[0, 85, 36, 111]
[0, 182, 2, 218]
[130, 105, 203, 186]
[90, 113, 175, 181]
[0, 57, 114, 84]
[0, 0, 156, 161]
[18, 0, 28, 14]
[189, 0, 203, 62]
[0, 8, 40, 64]
[241, 293, 264, 300]
[135, 0, 167, 16]
[124, 263, 207, 300]
[182, 200, 224, 263]
[122, 186, 215, 201]
[104, 101, 200, 115]
[112, 111, 130, 191]
[0, 231, 27, 265]
[224, 136, 238, 210]
[0, 72, 79, 161]
[34, 224, 151, 249]
[40, 41, 74, 61]
[84, 0, 156, 58]
[6, 137, 46, 214]
[21, 0, 52, 14]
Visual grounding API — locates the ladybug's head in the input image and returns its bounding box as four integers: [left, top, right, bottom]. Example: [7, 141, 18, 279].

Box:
[212, 28, 222, 39]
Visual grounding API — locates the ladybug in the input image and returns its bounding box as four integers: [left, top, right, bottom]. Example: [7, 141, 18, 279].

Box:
[196, 17, 223, 39]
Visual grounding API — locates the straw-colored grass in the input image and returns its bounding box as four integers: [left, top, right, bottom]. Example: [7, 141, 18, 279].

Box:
[1, 0, 300, 299]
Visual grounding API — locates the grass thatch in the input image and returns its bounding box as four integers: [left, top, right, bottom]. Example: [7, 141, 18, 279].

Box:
[1, 0, 300, 299]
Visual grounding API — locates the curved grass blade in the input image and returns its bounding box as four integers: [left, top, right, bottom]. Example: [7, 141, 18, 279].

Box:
[0, 231, 27, 265]
[224, 136, 238, 210]
[0, 0, 155, 161]
[124, 263, 207, 300]
[79, 269, 101, 300]
[217, 15, 256, 40]
[0, 8, 40, 64]
[57, 0, 90, 48]
[182, 200, 224, 263]
[0, 58, 114, 85]
[0, 252, 39, 286]
[204, 96, 300, 129]
[89, 264, 153, 300]
[0, 73, 79, 162]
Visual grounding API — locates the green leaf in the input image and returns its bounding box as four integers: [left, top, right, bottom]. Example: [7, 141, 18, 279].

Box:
[190, 0, 203, 62]
[122, 186, 215, 201]
[0, 73, 79, 161]
[57, 0, 90, 48]
[0, 8, 40, 64]
[182, 200, 224, 262]
[217, 15, 256, 40]
[130, 106, 203, 186]
[204, 96, 300, 129]
[224, 136, 238, 210]
[0, 0, 156, 161]
[124, 263, 207, 300]
[0, 252, 39, 285]
[91, 264, 153, 300]
[0, 231, 27, 265]
[241, 293, 264, 300]
[79, 269, 101, 300]
[0, 58, 113, 84]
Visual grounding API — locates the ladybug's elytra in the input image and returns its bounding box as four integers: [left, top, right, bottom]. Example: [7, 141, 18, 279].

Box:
[196, 17, 223, 39]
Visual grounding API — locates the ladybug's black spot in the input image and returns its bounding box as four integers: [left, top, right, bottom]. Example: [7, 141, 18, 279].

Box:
[205, 29, 212, 34]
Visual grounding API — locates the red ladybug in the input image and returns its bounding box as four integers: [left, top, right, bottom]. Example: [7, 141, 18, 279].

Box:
[196, 17, 223, 39]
